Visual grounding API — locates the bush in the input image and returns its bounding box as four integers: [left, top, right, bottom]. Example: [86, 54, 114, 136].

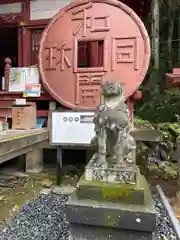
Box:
[135, 88, 180, 123]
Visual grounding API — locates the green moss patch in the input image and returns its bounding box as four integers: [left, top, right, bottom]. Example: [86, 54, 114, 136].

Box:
[77, 172, 153, 206]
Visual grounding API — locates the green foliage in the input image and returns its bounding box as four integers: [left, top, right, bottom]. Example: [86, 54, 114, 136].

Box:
[139, 0, 180, 124]
[134, 116, 180, 146]
[134, 115, 180, 180]
[135, 0, 180, 180]
[134, 117, 153, 127]
[135, 88, 180, 123]
[147, 161, 178, 180]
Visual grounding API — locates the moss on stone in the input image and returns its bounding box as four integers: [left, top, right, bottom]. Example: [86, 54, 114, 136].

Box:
[77, 170, 154, 207]
[79, 173, 141, 198]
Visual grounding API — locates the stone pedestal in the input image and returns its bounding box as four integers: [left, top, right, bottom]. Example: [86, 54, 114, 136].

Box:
[66, 159, 156, 239]
[26, 148, 43, 173]
[65, 81, 157, 239]
[77, 174, 145, 205]
[85, 154, 137, 184]
[68, 224, 153, 240]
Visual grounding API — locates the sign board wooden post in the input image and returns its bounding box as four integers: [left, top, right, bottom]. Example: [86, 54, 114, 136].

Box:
[51, 111, 95, 185]
[56, 147, 63, 185]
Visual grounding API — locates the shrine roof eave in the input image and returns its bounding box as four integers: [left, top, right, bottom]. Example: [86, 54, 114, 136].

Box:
[0, 0, 151, 19]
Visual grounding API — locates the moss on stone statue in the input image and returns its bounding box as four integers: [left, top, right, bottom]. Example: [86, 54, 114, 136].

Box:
[69, 175, 155, 229]
[77, 171, 153, 206]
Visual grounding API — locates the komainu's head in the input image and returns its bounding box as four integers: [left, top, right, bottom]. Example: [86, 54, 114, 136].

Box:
[101, 81, 124, 98]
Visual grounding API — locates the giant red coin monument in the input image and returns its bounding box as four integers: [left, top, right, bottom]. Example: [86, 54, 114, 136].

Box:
[39, 0, 150, 110]
[39, 0, 156, 239]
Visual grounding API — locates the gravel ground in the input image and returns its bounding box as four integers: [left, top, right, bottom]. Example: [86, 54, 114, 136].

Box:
[153, 195, 177, 240]
[0, 193, 69, 240]
[0, 191, 178, 240]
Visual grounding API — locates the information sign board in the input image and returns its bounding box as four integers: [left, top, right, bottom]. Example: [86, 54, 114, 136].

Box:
[51, 112, 95, 146]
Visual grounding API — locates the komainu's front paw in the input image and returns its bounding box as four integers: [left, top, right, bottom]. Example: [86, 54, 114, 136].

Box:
[96, 154, 107, 167]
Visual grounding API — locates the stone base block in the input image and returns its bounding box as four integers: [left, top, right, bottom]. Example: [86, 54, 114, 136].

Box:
[68, 223, 153, 240]
[77, 174, 147, 205]
[85, 153, 137, 184]
[66, 193, 156, 233]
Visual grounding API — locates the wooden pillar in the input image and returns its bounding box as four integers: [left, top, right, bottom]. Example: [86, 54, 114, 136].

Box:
[26, 148, 43, 173]
[126, 98, 134, 123]
[24, 0, 30, 22]
[127, 91, 142, 125]
[18, 27, 23, 67]
[17, 154, 26, 172]
[22, 27, 30, 66]
[48, 101, 56, 129]
[4, 58, 12, 91]
[19, 0, 30, 67]
[49, 101, 57, 110]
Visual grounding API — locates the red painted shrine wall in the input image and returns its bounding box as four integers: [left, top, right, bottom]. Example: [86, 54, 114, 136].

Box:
[0, 0, 150, 120]
[0, 0, 150, 67]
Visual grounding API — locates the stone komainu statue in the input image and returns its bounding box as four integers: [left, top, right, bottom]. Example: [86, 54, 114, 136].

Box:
[92, 81, 136, 167]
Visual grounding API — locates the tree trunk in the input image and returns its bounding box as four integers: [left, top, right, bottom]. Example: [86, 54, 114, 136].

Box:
[178, 14, 180, 62]
[151, 0, 160, 69]
[175, 136, 180, 199]
[168, 10, 175, 69]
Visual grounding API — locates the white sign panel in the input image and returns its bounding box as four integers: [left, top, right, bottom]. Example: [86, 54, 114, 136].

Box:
[9, 68, 26, 92]
[15, 98, 27, 105]
[51, 112, 95, 145]
[30, 0, 70, 20]
[9, 67, 39, 92]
